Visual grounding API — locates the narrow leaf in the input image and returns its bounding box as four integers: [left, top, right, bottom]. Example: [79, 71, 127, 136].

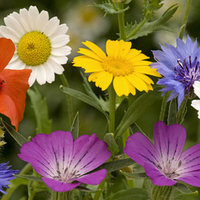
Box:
[104, 133, 119, 156]
[115, 87, 160, 139]
[0, 118, 28, 146]
[94, 158, 135, 173]
[121, 171, 149, 179]
[60, 85, 109, 120]
[27, 87, 52, 134]
[16, 175, 42, 182]
[70, 112, 79, 140]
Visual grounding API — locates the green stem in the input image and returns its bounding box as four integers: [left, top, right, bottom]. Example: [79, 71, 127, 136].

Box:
[159, 92, 170, 121]
[117, 3, 126, 40]
[93, 176, 107, 200]
[177, 98, 187, 124]
[152, 185, 174, 200]
[126, 17, 147, 40]
[109, 84, 116, 133]
[179, 0, 192, 39]
[60, 73, 74, 126]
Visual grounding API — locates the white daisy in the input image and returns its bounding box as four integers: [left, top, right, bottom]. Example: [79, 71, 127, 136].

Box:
[0, 6, 71, 86]
[191, 81, 200, 119]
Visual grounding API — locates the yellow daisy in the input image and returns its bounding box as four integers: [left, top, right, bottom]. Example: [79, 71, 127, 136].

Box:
[73, 40, 161, 96]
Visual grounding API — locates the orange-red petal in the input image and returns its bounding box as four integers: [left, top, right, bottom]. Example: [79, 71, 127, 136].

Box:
[0, 69, 32, 130]
[0, 38, 15, 73]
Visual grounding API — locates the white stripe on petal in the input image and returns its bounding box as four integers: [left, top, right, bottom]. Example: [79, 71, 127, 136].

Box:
[36, 10, 49, 32]
[0, 26, 21, 43]
[19, 8, 31, 32]
[51, 46, 71, 57]
[7, 58, 26, 70]
[36, 65, 47, 85]
[51, 55, 68, 65]
[44, 62, 56, 83]
[28, 6, 40, 30]
[48, 57, 64, 74]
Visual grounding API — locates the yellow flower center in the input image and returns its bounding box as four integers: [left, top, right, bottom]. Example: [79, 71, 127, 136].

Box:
[17, 31, 51, 66]
[102, 57, 133, 76]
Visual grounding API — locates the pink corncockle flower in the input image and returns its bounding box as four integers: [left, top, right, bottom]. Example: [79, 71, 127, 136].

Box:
[18, 131, 111, 192]
[124, 121, 200, 186]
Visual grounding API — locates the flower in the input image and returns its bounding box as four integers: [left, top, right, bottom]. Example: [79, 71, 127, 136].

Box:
[124, 121, 200, 187]
[0, 6, 71, 86]
[191, 81, 200, 119]
[0, 162, 19, 195]
[0, 37, 31, 130]
[18, 131, 111, 192]
[73, 40, 161, 96]
[151, 36, 200, 108]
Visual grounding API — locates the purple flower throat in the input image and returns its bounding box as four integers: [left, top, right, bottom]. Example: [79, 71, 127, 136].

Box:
[175, 56, 200, 95]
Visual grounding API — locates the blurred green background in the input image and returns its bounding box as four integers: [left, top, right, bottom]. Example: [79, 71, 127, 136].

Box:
[0, 0, 200, 199]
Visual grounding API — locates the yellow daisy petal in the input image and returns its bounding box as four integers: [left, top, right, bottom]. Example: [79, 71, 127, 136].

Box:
[113, 76, 130, 96]
[126, 73, 148, 91]
[89, 71, 113, 90]
[73, 56, 103, 72]
[78, 48, 103, 61]
[82, 41, 106, 59]
[133, 66, 161, 77]
[106, 40, 120, 57]
[73, 39, 160, 96]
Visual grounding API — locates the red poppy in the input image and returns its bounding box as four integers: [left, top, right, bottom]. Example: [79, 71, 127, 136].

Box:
[0, 38, 31, 130]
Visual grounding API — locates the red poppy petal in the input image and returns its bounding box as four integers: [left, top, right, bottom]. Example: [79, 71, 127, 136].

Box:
[0, 69, 31, 130]
[0, 38, 15, 73]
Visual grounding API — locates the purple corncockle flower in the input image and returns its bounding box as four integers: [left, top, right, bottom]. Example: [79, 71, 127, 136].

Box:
[124, 121, 200, 186]
[0, 162, 18, 195]
[151, 36, 200, 108]
[18, 131, 111, 192]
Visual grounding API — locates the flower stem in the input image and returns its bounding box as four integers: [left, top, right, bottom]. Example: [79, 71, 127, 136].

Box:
[177, 98, 187, 124]
[60, 73, 74, 126]
[117, 3, 126, 40]
[159, 92, 170, 121]
[93, 176, 107, 200]
[109, 83, 116, 133]
[152, 185, 174, 200]
[179, 0, 192, 39]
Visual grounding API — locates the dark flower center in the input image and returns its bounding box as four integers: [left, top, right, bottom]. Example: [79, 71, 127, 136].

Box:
[0, 79, 5, 91]
[175, 56, 200, 95]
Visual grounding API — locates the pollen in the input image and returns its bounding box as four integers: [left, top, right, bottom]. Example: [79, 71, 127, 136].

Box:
[17, 31, 51, 66]
[102, 57, 133, 76]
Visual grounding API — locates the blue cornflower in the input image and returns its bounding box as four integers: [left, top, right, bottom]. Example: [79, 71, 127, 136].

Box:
[151, 36, 200, 108]
[0, 162, 18, 195]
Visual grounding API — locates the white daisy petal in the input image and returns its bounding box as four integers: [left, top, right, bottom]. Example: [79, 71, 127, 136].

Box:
[193, 81, 200, 98]
[36, 10, 49, 32]
[51, 55, 68, 65]
[51, 35, 70, 48]
[43, 17, 60, 37]
[4, 12, 25, 37]
[51, 46, 71, 57]
[0, 6, 71, 85]
[7, 58, 26, 70]
[48, 57, 64, 74]
[0, 26, 20, 43]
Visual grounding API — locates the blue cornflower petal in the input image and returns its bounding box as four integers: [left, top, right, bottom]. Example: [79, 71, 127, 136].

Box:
[0, 162, 18, 195]
[151, 35, 200, 108]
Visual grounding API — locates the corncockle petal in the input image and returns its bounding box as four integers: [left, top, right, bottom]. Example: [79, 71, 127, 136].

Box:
[124, 132, 159, 167]
[144, 163, 177, 186]
[75, 169, 107, 185]
[42, 177, 81, 192]
[124, 121, 200, 187]
[154, 121, 186, 163]
[19, 131, 111, 192]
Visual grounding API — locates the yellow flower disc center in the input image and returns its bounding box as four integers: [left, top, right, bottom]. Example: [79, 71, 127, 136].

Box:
[102, 57, 133, 76]
[17, 31, 51, 66]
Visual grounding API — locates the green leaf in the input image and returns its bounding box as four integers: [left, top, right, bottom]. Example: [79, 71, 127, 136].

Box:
[70, 112, 79, 140]
[115, 87, 160, 139]
[126, 4, 178, 40]
[0, 118, 28, 146]
[81, 72, 109, 112]
[174, 183, 198, 196]
[121, 171, 149, 179]
[94, 158, 135, 173]
[94, 1, 129, 15]
[16, 175, 42, 182]
[60, 85, 109, 121]
[105, 188, 149, 200]
[104, 133, 119, 156]
[27, 87, 52, 135]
